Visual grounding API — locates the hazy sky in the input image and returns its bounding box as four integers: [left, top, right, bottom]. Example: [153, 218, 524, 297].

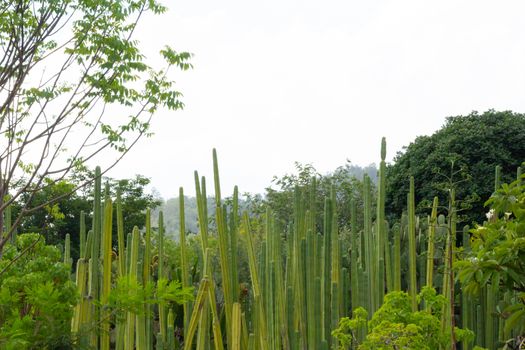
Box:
[108, 0, 525, 198]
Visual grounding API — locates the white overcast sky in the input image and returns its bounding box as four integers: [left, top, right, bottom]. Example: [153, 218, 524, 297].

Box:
[107, 0, 525, 198]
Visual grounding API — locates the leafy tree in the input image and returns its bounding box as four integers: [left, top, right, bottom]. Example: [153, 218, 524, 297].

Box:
[265, 162, 376, 233]
[0, 0, 191, 253]
[455, 174, 525, 346]
[386, 110, 525, 225]
[15, 179, 91, 250]
[0, 233, 77, 349]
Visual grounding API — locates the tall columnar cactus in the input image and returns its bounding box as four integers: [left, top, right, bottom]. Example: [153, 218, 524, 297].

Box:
[184, 278, 210, 350]
[441, 189, 457, 348]
[116, 189, 126, 277]
[330, 188, 341, 348]
[242, 212, 268, 350]
[407, 176, 418, 311]
[263, 210, 274, 349]
[157, 211, 167, 345]
[194, 171, 209, 259]
[115, 190, 127, 350]
[203, 248, 225, 350]
[213, 149, 234, 347]
[425, 197, 438, 290]
[179, 187, 191, 336]
[194, 174, 211, 350]
[143, 209, 152, 350]
[289, 187, 307, 347]
[101, 199, 113, 350]
[460, 225, 475, 350]
[306, 208, 317, 347]
[232, 302, 242, 350]
[363, 174, 375, 314]
[322, 193, 333, 344]
[79, 211, 86, 261]
[392, 223, 401, 292]
[272, 213, 288, 350]
[376, 137, 387, 303]
[64, 233, 72, 268]
[88, 165, 102, 348]
[416, 218, 427, 292]
[167, 309, 175, 350]
[350, 199, 360, 311]
[72, 225, 92, 339]
[125, 226, 140, 350]
[230, 185, 240, 303]
[383, 221, 393, 294]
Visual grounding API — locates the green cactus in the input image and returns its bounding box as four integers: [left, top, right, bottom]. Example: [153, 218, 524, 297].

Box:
[100, 199, 113, 350]
[425, 197, 438, 290]
[125, 226, 140, 350]
[407, 177, 417, 312]
[376, 137, 387, 304]
[179, 187, 191, 336]
[242, 212, 268, 350]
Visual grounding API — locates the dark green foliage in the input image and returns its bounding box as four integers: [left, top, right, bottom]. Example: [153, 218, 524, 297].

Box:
[386, 110, 525, 224]
[13, 175, 161, 261]
[0, 234, 77, 349]
[15, 180, 91, 258]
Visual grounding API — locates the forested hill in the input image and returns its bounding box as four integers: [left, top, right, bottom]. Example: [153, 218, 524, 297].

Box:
[153, 162, 377, 237]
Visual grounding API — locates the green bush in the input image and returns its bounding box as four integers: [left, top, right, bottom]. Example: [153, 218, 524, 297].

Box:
[0, 233, 77, 349]
[333, 287, 475, 350]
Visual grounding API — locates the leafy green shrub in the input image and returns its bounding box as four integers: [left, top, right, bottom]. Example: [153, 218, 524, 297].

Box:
[0, 233, 77, 349]
[333, 287, 475, 350]
[108, 275, 193, 323]
[455, 174, 525, 345]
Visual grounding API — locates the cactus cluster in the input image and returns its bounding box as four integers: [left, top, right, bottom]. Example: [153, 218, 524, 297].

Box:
[60, 141, 522, 349]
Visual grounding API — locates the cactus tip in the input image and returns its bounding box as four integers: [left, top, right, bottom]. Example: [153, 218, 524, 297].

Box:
[381, 137, 386, 161]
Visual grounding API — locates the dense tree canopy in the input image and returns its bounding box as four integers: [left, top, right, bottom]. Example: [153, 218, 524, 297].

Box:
[12, 174, 161, 260]
[386, 110, 525, 225]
